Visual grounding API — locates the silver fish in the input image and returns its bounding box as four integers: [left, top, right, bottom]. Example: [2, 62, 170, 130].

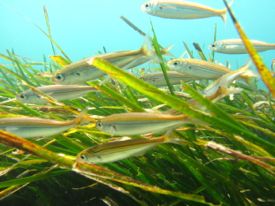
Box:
[0, 115, 85, 138]
[210, 39, 275, 54]
[96, 112, 189, 136]
[53, 58, 103, 85]
[167, 58, 255, 80]
[16, 85, 96, 104]
[76, 135, 181, 164]
[53, 44, 168, 85]
[141, 0, 233, 22]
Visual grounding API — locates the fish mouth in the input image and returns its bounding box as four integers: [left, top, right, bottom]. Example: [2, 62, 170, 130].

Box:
[140, 4, 147, 12]
[208, 44, 216, 51]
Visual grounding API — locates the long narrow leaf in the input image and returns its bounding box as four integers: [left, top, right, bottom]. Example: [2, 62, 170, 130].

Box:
[223, 0, 275, 96]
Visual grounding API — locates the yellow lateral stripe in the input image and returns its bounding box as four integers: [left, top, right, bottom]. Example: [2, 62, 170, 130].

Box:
[223, 0, 275, 97]
[102, 113, 187, 122]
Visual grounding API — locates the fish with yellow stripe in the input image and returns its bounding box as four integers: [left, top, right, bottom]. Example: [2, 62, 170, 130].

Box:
[16, 85, 96, 104]
[96, 112, 190, 136]
[0, 114, 88, 138]
[141, 0, 234, 22]
[53, 43, 170, 85]
[167, 58, 256, 81]
[210, 39, 275, 54]
[76, 135, 185, 164]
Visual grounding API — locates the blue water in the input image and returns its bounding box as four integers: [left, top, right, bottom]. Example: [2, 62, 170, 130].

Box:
[1, 0, 274, 75]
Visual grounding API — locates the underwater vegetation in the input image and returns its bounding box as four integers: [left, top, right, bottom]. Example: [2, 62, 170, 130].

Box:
[0, 0, 275, 206]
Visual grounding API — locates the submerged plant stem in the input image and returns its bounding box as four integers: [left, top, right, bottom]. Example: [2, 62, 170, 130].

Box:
[43, 6, 56, 55]
[120, 16, 146, 37]
[193, 42, 207, 61]
[151, 23, 175, 95]
[202, 140, 275, 174]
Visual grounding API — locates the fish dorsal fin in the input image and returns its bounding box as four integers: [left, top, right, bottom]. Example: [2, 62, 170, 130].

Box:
[221, 0, 235, 23]
[179, 51, 188, 58]
[50, 56, 71, 67]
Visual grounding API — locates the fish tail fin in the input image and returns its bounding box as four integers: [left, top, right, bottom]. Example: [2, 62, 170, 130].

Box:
[73, 111, 94, 125]
[139, 36, 159, 64]
[160, 44, 174, 57]
[221, 0, 235, 23]
[220, 10, 227, 23]
[140, 35, 152, 56]
[239, 61, 258, 83]
[141, 35, 173, 63]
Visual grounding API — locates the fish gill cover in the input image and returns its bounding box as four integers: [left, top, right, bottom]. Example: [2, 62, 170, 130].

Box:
[0, 0, 274, 206]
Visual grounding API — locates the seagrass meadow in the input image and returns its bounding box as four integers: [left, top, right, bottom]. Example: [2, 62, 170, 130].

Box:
[0, 1, 275, 206]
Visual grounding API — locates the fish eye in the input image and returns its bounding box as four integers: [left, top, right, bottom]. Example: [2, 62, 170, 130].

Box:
[55, 73, 64, 81]
[75, 72, 81, 76]
[96, 155, 102, 160]
[145, 3, 149, 8]
[96, 120, 103, 128]
[173, 61, 179, 66]
[211, 44, 215, 48]
[112, 125, 117, 130]
[80, 154, 87, 160]
[19, 94, 25, 99]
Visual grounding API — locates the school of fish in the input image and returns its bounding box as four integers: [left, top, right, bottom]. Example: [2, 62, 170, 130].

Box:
[2, 0, 275, 165]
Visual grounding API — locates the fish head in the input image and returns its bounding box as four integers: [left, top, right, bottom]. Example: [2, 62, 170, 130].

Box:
[141, 1, 153, 13]
[53, 64, 103, 85]
[16, 90, 41, 104]
[141, 1, 160, 15]
[76, 147, 103, 164]
[96, 120, 116, 135]
[167, 59, 191, 73]
[53, 62, 90, 85]
[53, 69, 83, 85]
[53, 72, 66, 84]
[96, 120, 104, 130]
[209, 41, 225, 52]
